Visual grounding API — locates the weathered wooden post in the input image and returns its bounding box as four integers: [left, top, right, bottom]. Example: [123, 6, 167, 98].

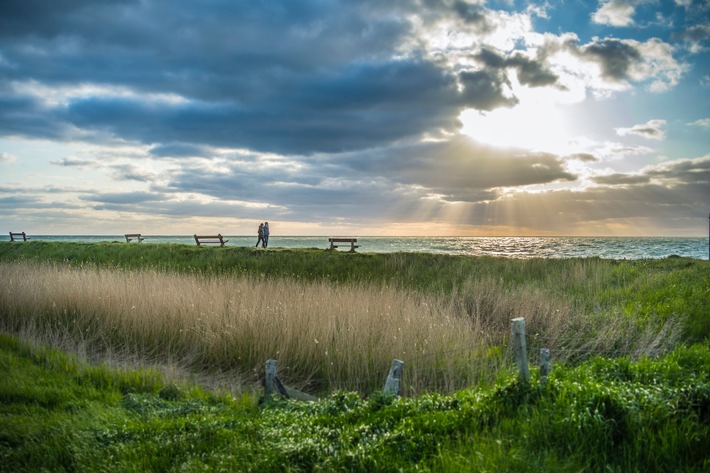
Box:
[384, 359, 404, 396]
[265, 359, 277, 400]
[511, 318, 530, 383]
[539, 348, 551, 383]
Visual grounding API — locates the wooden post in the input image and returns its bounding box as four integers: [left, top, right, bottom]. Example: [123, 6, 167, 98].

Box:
[384, 359, 404, 396]
[511, 318, 530, 383]
[540, 348, 551, 383]
[265, 359, 277, 400]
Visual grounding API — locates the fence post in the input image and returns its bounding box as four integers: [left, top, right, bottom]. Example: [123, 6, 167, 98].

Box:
[384, 359, 404, 396]
[539, 348, 551, 383]
[265, 359, 277, 400]
[511, 318, 530, 383]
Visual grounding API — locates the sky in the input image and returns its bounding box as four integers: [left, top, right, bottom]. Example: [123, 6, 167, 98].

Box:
[1, 0, 709, 237]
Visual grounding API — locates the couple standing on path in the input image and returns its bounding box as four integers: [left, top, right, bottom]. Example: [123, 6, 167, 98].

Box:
[256, 222, 269, 248]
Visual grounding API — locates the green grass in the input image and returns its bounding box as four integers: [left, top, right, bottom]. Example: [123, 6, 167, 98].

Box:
[1, 334, 709, 472]
[1, 242, 709, 470]
[0, 242, 709, 392]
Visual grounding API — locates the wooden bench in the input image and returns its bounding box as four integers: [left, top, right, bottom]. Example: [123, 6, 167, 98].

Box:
[328, 237, 359, 252]
[194, 234, 229, 247]
[9, 232, 30, 242]
[124, 233, 145, 243]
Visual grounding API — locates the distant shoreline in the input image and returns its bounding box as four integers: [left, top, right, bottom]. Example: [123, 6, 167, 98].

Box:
[2, 236, 708, 260]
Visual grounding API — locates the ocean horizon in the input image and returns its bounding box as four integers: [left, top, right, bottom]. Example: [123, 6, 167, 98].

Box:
[12, 235, 709, 260]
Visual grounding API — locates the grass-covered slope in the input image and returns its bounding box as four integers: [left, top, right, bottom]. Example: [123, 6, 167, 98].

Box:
[0, 241, 709, 394]
[1, 242, 709, 471]
[1, 334, 709, 472]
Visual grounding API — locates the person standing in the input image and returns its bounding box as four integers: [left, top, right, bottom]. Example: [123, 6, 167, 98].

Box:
[262, 222, 270, 248]
[256, 223, 264, 248]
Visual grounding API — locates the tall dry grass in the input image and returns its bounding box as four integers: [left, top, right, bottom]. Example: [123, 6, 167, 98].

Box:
[0, 260, 681, 395]
[0, 262, 489, 393]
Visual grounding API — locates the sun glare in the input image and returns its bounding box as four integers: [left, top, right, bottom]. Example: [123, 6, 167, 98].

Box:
[459, 82, 579, 154]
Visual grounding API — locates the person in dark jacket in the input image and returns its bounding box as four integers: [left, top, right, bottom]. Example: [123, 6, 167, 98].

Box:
[256, 223, 264, 248]
[262, 222, 270, 248]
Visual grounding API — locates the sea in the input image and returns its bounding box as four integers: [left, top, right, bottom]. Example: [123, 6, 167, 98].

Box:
[19, 235, 710, 260]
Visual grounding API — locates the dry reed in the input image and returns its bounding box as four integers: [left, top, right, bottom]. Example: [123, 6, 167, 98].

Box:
[0, 262, 488, 394]
[0, 260, 679, 395]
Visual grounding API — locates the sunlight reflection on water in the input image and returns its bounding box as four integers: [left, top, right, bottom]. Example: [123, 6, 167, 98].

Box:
[26, 235, 709, 260]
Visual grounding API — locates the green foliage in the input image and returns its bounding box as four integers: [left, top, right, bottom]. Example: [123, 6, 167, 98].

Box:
[1, 243, 709, 470]
[2, 334, 710, 472]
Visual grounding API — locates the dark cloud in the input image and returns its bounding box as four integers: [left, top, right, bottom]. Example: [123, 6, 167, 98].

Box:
[150, 143, 211, 158]
[673, 24, 710, 51]
[109, 164, 159, 182]
[161, 136, 577, 213]
[353, 137, 578, 199]
[0, 95, 69, 141]
[616, 119, 666, 140]
[0, 0, 540, 155]
[474, 48, 560, 88]
[50, 157, 98, 167]
[459, 69, 518, 111]
[452, 1, 492, 32]
[591, 174, 651, 185]
[568, 153, 599, 162]
[577, 39, 642, 81]
[0, 0, 138, 39]
[79, 191, 167, 205]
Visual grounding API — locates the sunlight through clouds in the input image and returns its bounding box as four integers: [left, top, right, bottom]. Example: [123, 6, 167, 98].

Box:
[0, 0, 708, 236]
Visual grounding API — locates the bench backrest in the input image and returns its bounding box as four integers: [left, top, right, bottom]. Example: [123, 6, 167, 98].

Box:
[9, 232, 28, 242]
[194, 234, 228, 246]
[329, 238, 357, 242]
[125, 233, 144, 242]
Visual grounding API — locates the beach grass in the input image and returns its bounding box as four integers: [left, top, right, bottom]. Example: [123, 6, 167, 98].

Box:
[0, 242, 708, 394]
[1, 241, 709, 471]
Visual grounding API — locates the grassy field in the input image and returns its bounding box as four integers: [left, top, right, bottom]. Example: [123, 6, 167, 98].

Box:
[1, 241, 709, 471]
[1, 334, 708, 472]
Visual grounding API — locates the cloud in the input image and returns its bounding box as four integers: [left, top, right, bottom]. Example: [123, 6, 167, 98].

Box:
[79, 191, 168, 205]
[592, 0, 638, 27]
[50, 156, 100, 167]
[0, 0, 687, 157]
[0, 0, 705, 237]
[578, 38, 642, 81]
[568, 153, 599, 162]
[150, 143, 211, 158]
[674, 24, 710, 53]
[615, 119, 666, 140]
[109, 164, 159, 182]
[159, 135, 578, 220]
[0, 151, 17, 163]
[591, 173, 651, 185]
[474, 48, 560, 88]
[689, 118, 710, 128]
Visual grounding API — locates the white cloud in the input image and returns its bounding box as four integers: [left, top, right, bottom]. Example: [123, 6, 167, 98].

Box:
[615, 119, 667, 140]
[0, 152, 17, 164]
[630, 39, 686, 92]
[689, 118, 710, 128]
[592, 0, 637, 27]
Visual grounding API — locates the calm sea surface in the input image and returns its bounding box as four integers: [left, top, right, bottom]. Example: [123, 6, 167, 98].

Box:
[21, 235, 709, 260]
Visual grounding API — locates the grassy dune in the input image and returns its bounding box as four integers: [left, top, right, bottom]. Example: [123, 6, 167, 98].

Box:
[1, 242, 709, 471]
[1, 242, 707, 393]
[1, 334, 708, 472]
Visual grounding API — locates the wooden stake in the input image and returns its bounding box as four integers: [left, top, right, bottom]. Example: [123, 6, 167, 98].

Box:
[384, 359, 404, 396]
[540, 348, 551, 383]
[511, 318, 530, 383]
